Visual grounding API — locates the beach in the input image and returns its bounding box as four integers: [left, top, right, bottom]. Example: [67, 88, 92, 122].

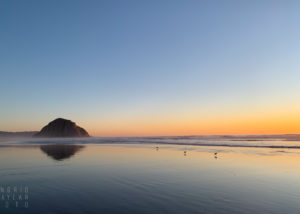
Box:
[1, 139, 300, 214]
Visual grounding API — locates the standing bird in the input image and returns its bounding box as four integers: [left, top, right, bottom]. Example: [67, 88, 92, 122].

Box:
[214, 152, 218, 160]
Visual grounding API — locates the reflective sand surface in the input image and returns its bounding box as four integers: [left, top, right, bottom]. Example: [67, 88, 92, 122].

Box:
[1, 144, 300, 214]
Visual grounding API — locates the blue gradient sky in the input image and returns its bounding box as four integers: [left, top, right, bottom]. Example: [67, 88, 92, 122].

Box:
[1, 0, 300, 136]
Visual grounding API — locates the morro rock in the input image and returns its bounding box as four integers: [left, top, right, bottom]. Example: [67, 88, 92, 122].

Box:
[35, 118, 89, 137]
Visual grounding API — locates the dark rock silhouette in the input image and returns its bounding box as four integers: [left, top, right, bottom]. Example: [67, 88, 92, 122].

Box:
[40, 144, 85, 161]
[35, 118, 89, 137]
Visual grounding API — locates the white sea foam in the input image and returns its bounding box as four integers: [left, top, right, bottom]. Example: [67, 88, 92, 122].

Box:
[1, 135, 300, 149]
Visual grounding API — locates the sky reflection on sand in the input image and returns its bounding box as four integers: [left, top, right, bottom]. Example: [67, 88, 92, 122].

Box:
[0, 144, 300, 213]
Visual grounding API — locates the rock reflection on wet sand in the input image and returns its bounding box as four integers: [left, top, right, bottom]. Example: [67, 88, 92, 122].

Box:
[40, 144, 85, 161]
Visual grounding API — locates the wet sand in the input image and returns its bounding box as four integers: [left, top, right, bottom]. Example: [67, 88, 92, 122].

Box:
[0, 143, 300, 213]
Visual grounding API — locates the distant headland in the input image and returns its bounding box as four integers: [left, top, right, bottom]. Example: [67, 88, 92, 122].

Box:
[0, 131, 38, 137]
[35, 118, 89, 138]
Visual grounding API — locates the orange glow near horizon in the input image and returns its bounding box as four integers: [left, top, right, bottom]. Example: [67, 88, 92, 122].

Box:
[86, 110, 300, 137]
[2, 105, 300, 137]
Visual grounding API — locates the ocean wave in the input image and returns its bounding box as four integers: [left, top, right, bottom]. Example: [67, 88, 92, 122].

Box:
[2, 136, 300, 149]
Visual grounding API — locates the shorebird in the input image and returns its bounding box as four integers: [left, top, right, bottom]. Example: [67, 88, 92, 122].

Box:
[214, 152, 218, 160]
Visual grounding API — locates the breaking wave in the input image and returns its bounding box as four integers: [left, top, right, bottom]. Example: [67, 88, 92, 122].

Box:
[2, 135, 300, 149]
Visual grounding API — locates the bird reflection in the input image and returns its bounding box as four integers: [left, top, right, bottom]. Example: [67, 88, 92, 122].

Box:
[40, 144, 85, 161]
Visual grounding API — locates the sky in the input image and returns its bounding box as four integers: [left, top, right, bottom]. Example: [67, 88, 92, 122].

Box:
[1, 0, 300, 136]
